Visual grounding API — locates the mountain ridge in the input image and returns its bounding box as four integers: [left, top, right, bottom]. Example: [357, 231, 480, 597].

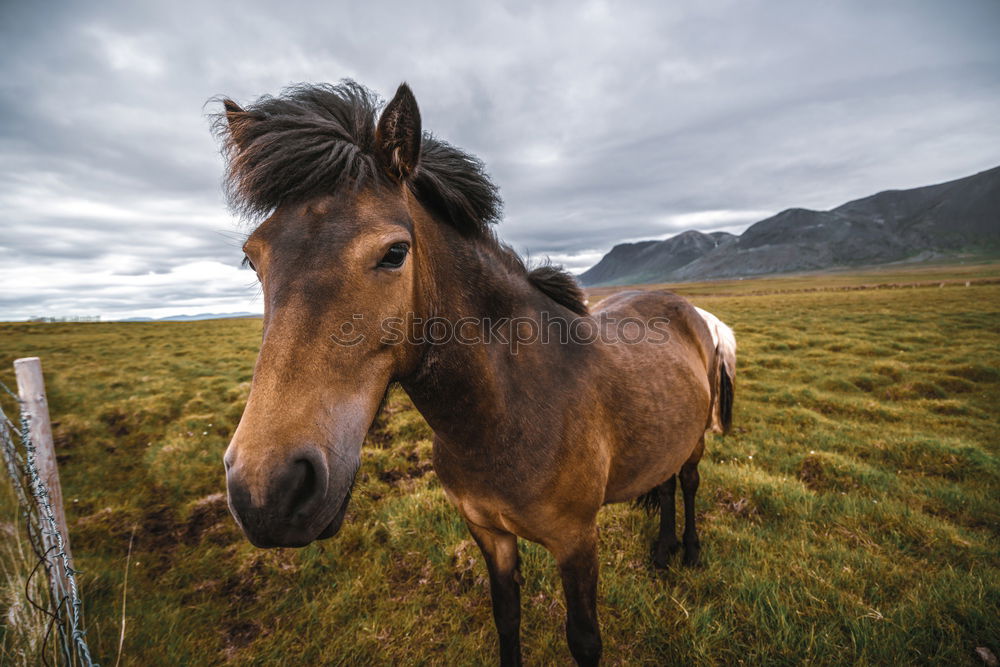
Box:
[579, 165, 1000, 286]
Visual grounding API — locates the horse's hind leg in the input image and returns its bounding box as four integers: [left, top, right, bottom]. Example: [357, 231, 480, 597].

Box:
[652, 475, 680, 568]
[466, 521, 523, 666]
[680, 437, 705, 567]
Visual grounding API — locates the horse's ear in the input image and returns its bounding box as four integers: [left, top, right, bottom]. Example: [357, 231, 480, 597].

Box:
[223, 99, 245, 118]
[221, 99, 253, 149]
[375, 83, 422, 180]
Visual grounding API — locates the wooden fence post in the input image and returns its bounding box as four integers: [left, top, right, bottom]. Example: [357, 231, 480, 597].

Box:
[14, 357, 73, 599]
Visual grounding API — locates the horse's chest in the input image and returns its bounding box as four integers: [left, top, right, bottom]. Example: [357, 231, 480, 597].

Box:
[433, 445, 533, 498]
[431, 438, 549, 526]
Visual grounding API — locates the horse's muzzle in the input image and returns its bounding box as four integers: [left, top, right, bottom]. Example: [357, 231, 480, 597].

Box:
[224, 446, 352, 548]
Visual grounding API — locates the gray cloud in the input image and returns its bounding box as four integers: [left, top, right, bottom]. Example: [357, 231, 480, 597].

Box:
[1, 0, 998, 319]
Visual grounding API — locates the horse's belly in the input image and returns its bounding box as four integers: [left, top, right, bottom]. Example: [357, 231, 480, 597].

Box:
[433, 434, 609, 540]
[603, 443, 695, 503]
[602, 383, 711, 503]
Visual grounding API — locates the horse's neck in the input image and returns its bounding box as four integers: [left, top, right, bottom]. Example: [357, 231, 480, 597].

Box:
[401, 231, 587, 450]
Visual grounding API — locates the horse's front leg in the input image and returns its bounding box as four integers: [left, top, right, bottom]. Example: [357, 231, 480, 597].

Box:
[466, 521, 523, 666]
[550, 525, 602, 666]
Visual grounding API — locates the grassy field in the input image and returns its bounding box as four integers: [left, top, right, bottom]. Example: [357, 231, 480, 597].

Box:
[1, 263, 998, 665]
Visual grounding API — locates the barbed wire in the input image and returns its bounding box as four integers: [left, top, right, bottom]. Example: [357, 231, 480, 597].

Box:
[1, 381, 97, 667]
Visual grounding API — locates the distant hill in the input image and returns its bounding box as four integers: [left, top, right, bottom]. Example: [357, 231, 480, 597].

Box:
[119, 312, 261, 322]
[579, 165, 1000, 286]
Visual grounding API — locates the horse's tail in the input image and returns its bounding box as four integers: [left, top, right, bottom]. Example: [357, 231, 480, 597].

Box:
[694, 306, 736, 435]
[718, 356, 734, 434]
[709, 330, 736, 435]
[634, 487, 661, 514]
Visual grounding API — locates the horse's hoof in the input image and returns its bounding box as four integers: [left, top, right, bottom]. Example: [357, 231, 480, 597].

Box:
[682, 544, 701, 567]
[651, 540, 680, 568]
[652, 552, 672, 569]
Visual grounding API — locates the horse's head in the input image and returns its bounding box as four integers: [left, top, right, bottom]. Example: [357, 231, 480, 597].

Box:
[219, 83, 435, 547]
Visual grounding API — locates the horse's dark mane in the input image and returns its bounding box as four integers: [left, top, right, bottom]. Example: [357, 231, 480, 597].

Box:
[213, 79, 587, 315]
[491, 243, 589, 316]
[213, 80, 501, 234]
[526, 265, 589, 316]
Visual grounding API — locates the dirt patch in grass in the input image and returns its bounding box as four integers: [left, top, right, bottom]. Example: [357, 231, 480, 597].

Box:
[711, 489, 758, 520]
[933, 376, 977, 393]
[946, 363, 1000, 383]
[883, 381, 947, 400]
[220, 619, 267, 662]
[797, 449, 894, 495]
[183, 493, 238, 546]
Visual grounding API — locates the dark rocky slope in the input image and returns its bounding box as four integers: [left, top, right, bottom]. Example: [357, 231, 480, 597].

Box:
[580, 165, 1000, 285]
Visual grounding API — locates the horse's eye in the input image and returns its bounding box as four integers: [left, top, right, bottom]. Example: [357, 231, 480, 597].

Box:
[241, 255, 256, 272]
[378, 242, 409, 269]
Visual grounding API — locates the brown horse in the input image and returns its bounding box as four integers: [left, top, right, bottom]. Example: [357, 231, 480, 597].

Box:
[215, 80, 734, 666]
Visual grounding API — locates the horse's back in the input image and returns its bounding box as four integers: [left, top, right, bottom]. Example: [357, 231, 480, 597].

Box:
[594, 289, 715, 366]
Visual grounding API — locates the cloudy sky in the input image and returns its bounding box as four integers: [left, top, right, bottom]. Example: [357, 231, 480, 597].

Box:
[1, 0, 998, 320]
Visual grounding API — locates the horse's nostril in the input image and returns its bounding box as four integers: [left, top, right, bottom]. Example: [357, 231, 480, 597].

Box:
[225, 448, 330, 544]
[286, 457, 323, 521]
